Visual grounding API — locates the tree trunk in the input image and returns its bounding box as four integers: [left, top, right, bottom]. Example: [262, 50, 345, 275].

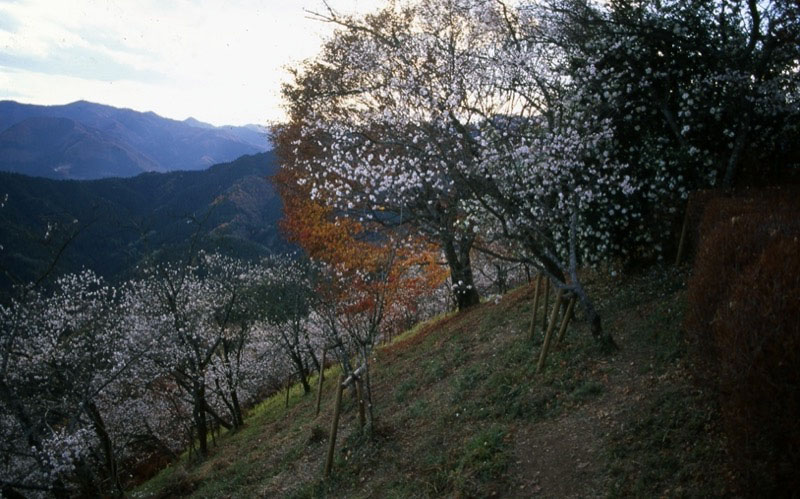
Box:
[570, 277, 616, 351]
[87, 402, 122, 495]
[442, 235, 480, 310]
[360, 344, 375, 431]
[230, 389, 244, 428]
[291, 353, 312, 394]
[565, 206, 616, 350]
[194, 383, 208, 458]
[722, 120, 749, 190]
[304, 333, 321, 373]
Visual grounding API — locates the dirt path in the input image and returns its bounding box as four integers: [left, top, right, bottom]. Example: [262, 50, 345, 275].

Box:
[510, 320, 663, 497]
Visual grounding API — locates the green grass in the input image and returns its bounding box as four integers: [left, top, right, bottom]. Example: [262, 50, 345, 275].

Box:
[449, 425, 510, 494]
[393, 378, 418, 403]
[605, 387, 727, 497]
[133, 265, 731, 498]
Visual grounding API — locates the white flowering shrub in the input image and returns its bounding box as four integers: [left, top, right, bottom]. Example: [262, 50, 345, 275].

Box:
[0, 271, 130, 496]
[546, 0, 800, 255]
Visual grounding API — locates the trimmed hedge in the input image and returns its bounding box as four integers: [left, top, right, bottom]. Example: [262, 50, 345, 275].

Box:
[685, 187, 800, 495]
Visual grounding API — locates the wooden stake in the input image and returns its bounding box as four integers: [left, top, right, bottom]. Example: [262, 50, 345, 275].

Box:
[537, 289, 564, 374]
[315, 348, 327, 416]
[675, 202, 690, 266]
[542, 277, 550, 332]
[556, 296, 577, 345]
[355, 378, 366, 430]
[528, 274, 543, 341]
[324, 375, 345, 478]
[285, 381, 290, 409]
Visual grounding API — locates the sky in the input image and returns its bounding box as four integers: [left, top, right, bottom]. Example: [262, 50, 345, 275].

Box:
[0, 0, 375, 126]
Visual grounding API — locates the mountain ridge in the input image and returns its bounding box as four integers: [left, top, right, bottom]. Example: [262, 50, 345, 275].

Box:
[0, 116, 163, 179]
[0, 100, 271, 180]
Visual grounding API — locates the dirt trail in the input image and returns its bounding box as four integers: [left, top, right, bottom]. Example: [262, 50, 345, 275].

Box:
[510, 321, 662, 497]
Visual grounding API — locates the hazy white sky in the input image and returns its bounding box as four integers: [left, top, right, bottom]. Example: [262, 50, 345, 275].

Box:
[0, 0, 375, 126]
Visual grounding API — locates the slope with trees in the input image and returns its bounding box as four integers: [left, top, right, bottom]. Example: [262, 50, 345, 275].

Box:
[1, 0, 797, 495]
[0, 152, 289, 297]
[276, 0, 798, 342]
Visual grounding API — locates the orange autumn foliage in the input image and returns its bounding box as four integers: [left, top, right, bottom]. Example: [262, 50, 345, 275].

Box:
[272, 138, 446, 333]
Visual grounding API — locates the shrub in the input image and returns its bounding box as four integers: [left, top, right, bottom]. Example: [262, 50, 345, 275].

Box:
[680, 186, 800, 267]
[717, 237, 800, 493]
[685, 187, 800, 376]
[685, 187, 800, 495]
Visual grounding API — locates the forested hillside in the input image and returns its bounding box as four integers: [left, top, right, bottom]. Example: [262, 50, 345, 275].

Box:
[0, 152, 288, 294]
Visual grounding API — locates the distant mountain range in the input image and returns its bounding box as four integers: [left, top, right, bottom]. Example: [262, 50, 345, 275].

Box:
[0, 152, 290, 294]
[0, 100, 271, 180]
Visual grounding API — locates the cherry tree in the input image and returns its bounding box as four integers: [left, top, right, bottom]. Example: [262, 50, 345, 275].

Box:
[542, 0, 800, 240]
[0, 271, 142, 496]
[465, 0, 797, 341]
[278, 0, 512, 310]
[121, 253, 269, 458]
[99, 254, 282, 473]
[450, 4, 636, 341]
[185, 253, 272, 430]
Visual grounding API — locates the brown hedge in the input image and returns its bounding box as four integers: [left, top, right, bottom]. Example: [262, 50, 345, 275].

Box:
[680, 185, 800, 266]
[684, 187, 800, 495]
[717, 237, 800, 493]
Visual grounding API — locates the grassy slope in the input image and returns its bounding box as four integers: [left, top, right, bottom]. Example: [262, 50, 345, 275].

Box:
[134, 265, 732, 498]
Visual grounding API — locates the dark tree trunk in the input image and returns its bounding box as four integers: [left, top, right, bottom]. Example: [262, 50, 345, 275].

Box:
[87, 401, 122, 495]
[1, 486, 26, 499]
[442, 235, 480, 311]
[194, 383, 208, 458]
[570, 277, 617, 351]
[220, 341, 244, 429]
[306, 343, 321, 373]
[722, 121, 749, 190]
[213, 377, 242, 430]
[290, 352, 312, 393]
[202, 399, 233, 431]
[230, 389, 244, 428]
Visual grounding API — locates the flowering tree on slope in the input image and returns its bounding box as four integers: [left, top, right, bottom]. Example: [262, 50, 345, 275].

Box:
[278, 0, 508, 310]
[0, 271, 143, 496]
[122, 254, 271, 459]
[279, 0, 631, 343]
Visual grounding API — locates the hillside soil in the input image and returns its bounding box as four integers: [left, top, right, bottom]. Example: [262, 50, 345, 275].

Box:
[135, 265, 733, 498]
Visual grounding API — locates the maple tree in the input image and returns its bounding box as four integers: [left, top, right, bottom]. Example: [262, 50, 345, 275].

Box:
[273, 121, 447, 335]
[274, 125, 446, 425]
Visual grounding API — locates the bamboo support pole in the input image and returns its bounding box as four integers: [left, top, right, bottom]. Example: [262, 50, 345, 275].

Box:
[556, 296, 577, 345]
[342, 364, 366, 387]
[315, 348, 327, 416]
[355, 378, 366, 430]
[675, 202, 690, 266]
[285, 382, 290, 408]
[537, 289, 564, 374]
[542, 277, 550, 332]
[324, 375, 346, 478]
[528, 274, 543, 341]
